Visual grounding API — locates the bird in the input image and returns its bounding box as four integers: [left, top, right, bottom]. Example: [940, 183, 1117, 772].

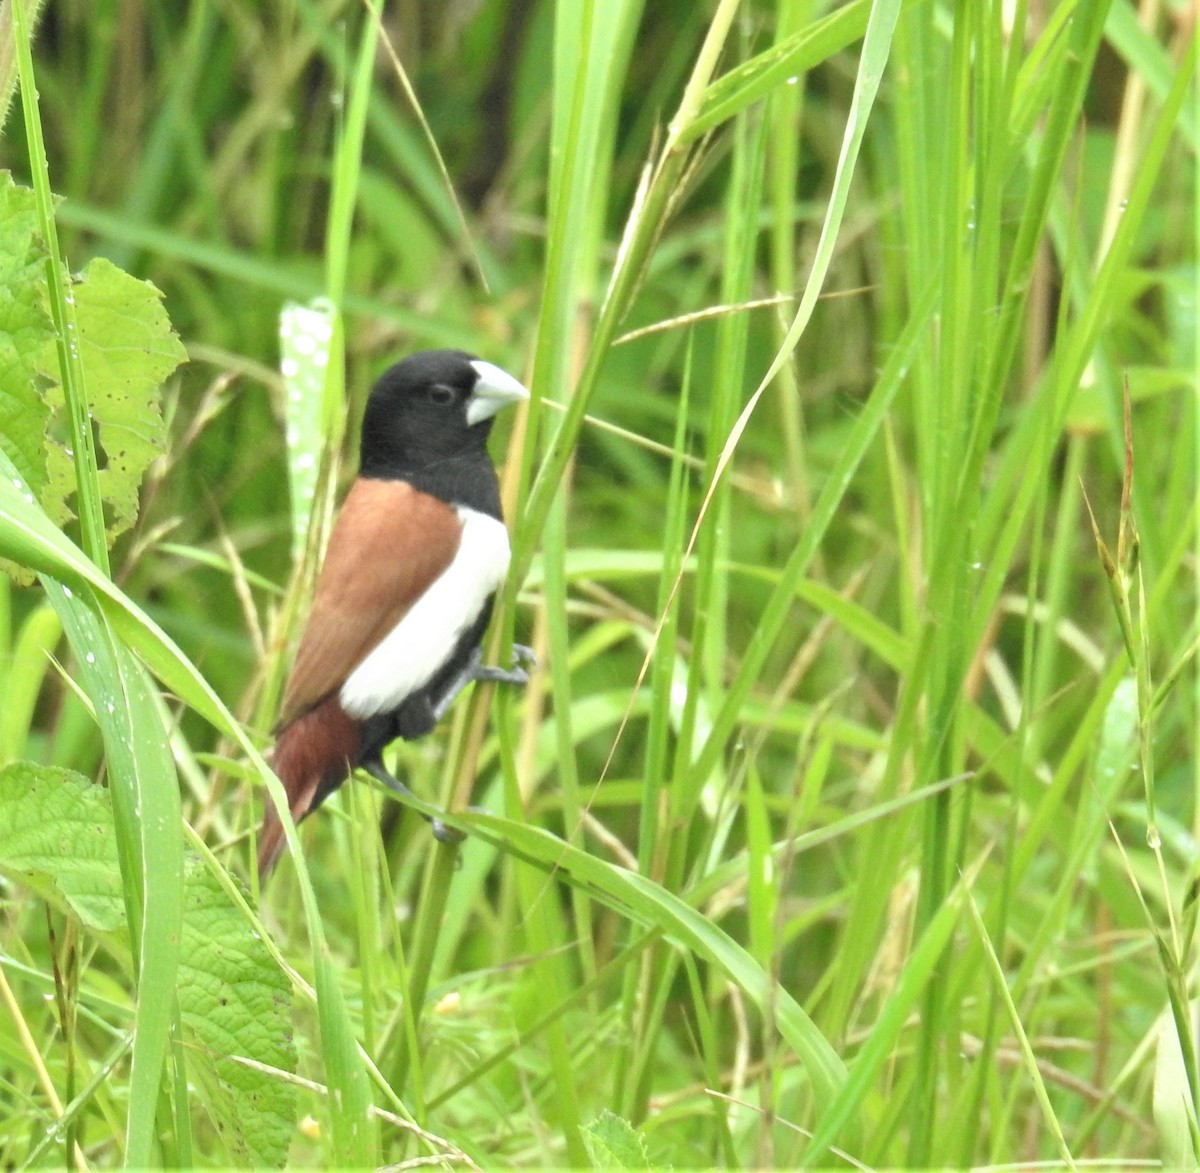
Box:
[257, 348, 533, 879]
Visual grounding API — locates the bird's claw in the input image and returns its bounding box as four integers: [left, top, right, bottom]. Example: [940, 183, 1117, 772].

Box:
[432, 804, 487, 845]
[431, 817, 465, 844]
[511, 643, 538, 670]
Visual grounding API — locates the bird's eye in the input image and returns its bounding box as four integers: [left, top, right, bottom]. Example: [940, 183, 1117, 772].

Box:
[428, 383, 457, 407]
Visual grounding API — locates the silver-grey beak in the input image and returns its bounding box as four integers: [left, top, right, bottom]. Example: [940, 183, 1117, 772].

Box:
[467, 360, 530, 426]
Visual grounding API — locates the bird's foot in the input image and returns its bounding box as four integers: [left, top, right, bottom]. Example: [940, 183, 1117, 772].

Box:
[431, 644, 537, 721]
[472, 643, 538, 686]
[472, 663, 528, 685]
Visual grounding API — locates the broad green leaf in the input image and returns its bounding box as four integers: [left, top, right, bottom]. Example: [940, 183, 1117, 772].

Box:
[0, 173, 52, 499]
[66, 256, 186, 541]
[582, 1110, 657, 1170]
[0, 763, 298, 1167]
[178, 855, 297, 1167]
[0, 763, 127, 933]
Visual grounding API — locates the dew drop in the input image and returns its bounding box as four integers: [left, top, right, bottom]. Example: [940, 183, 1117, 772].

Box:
[1147, 824, 1161, 850]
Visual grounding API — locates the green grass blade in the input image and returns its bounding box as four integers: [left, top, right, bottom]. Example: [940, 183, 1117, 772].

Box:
[11, 0, 106, 573]
[691, 281, 934, 789]
[801, 854, 988, 1166]
[47, 587, 184, 1167]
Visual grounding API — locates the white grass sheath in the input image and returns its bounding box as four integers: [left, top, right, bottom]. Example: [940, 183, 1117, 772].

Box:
[339, 507, 511, 720]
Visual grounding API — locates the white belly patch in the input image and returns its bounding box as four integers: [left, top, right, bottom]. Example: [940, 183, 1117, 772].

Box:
[339, 507, 511, 720]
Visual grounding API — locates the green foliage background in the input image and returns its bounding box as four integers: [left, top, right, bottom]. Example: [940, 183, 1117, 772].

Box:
[0, 0, 1195, 1167]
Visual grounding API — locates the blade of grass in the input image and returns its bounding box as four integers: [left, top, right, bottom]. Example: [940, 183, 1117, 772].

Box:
[690, 279, 932, 794]
[801, 851, 989, 1166]
[47, 584, 185, 1168]
[11, 0, 106, 573]
[513, 0, 742, 583]
[964, 883, 1078, 1169]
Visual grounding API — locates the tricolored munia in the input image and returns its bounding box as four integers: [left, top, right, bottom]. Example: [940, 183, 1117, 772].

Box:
[257, 349, 532, 879]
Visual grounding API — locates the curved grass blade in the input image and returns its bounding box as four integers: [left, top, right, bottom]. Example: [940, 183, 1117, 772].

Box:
[442, 811, 849, 1120]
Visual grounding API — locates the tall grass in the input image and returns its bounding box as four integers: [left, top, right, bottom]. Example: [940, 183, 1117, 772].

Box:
[0, 0, 1195, 1167]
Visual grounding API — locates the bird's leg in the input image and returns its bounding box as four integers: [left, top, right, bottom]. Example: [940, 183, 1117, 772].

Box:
[374, 645, 537, 842]
[362, 756, 412, 797]
[430, 651, 483, 721]
[431, 644, 537, 721]
[362, 757, 464, 844]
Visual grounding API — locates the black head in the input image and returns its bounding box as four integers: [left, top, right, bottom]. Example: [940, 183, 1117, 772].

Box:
[358, 349, 528, 480]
